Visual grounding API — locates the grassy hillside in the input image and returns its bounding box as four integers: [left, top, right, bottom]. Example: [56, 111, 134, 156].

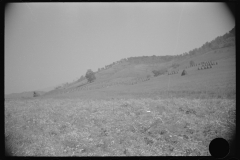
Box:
[42, 25, 235, 98]
[39, 45, 235, 101]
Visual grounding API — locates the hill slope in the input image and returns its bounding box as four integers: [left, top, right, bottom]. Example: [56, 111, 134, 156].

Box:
[40, 45, 235, 100]
[41, 26, 235, 98]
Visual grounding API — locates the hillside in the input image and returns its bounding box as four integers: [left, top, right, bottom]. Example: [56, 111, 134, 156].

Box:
[39, 27, 235, 99]
[39, 45, 235, 100]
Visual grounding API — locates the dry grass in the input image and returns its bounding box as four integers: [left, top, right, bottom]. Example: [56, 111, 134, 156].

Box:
[5, 97, 235, 156]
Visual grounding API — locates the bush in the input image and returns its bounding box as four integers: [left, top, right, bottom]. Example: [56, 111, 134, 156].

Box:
[190, 60, 195, 67]
[33, 91, 40, 97]
[152, 70, 159, 77]
[55, 86, 61, 90]
[172, 63, 180, 69]
[152, 68, 167, 77]
[85, 69, 96, 83]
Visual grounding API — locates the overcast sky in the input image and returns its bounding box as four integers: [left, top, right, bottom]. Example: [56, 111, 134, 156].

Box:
[5, 3, 235, 95]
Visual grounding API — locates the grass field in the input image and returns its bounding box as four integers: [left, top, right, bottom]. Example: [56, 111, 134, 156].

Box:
[5, 47, 236, 156]
[5, 98, 236, 156]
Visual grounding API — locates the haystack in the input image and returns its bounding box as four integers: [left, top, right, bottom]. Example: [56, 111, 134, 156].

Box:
[181, 69, 187, 76]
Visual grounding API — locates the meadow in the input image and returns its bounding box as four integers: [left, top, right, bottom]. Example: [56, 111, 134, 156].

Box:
[5, 97, 236, 156]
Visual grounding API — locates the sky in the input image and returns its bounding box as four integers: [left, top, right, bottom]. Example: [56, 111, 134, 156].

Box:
[5, 3, 235, 95]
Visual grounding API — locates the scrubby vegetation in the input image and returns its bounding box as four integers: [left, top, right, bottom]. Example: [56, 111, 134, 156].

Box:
[190, 60, 195, 67]
[33, 92, 40, 97]
[152, 69, 167, 77]
[5, 98, 235, 156]
[171, 63, 180, 69]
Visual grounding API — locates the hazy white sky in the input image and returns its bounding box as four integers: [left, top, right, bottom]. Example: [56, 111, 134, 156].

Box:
[5, 3, 234, 94]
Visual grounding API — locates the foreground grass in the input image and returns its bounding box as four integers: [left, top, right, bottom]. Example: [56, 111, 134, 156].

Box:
[5, 97, 235, 156]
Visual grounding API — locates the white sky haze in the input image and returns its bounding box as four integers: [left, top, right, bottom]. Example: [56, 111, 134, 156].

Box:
[5, 3, 235, 94]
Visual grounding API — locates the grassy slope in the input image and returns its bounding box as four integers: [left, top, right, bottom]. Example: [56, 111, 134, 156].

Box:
[40, 46, 235, 100]
[5, 46, 236, 156]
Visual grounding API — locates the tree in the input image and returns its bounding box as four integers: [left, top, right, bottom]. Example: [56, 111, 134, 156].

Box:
[85, 69, 96, 83]
[190, 60, 195, 66]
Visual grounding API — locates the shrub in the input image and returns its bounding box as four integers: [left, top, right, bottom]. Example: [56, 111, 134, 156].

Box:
[152, 70, 159, 77]
[85, 69, 96, 83]
[33, 91, 40, 97]
[172, 63, 180, 69]
[152, 68, 167, 77]
[190, 60, 195, 67]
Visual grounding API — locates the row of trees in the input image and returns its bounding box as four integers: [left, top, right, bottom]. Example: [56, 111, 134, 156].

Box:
[96, 58, 128, 73]
[124, 55, 173, 64]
